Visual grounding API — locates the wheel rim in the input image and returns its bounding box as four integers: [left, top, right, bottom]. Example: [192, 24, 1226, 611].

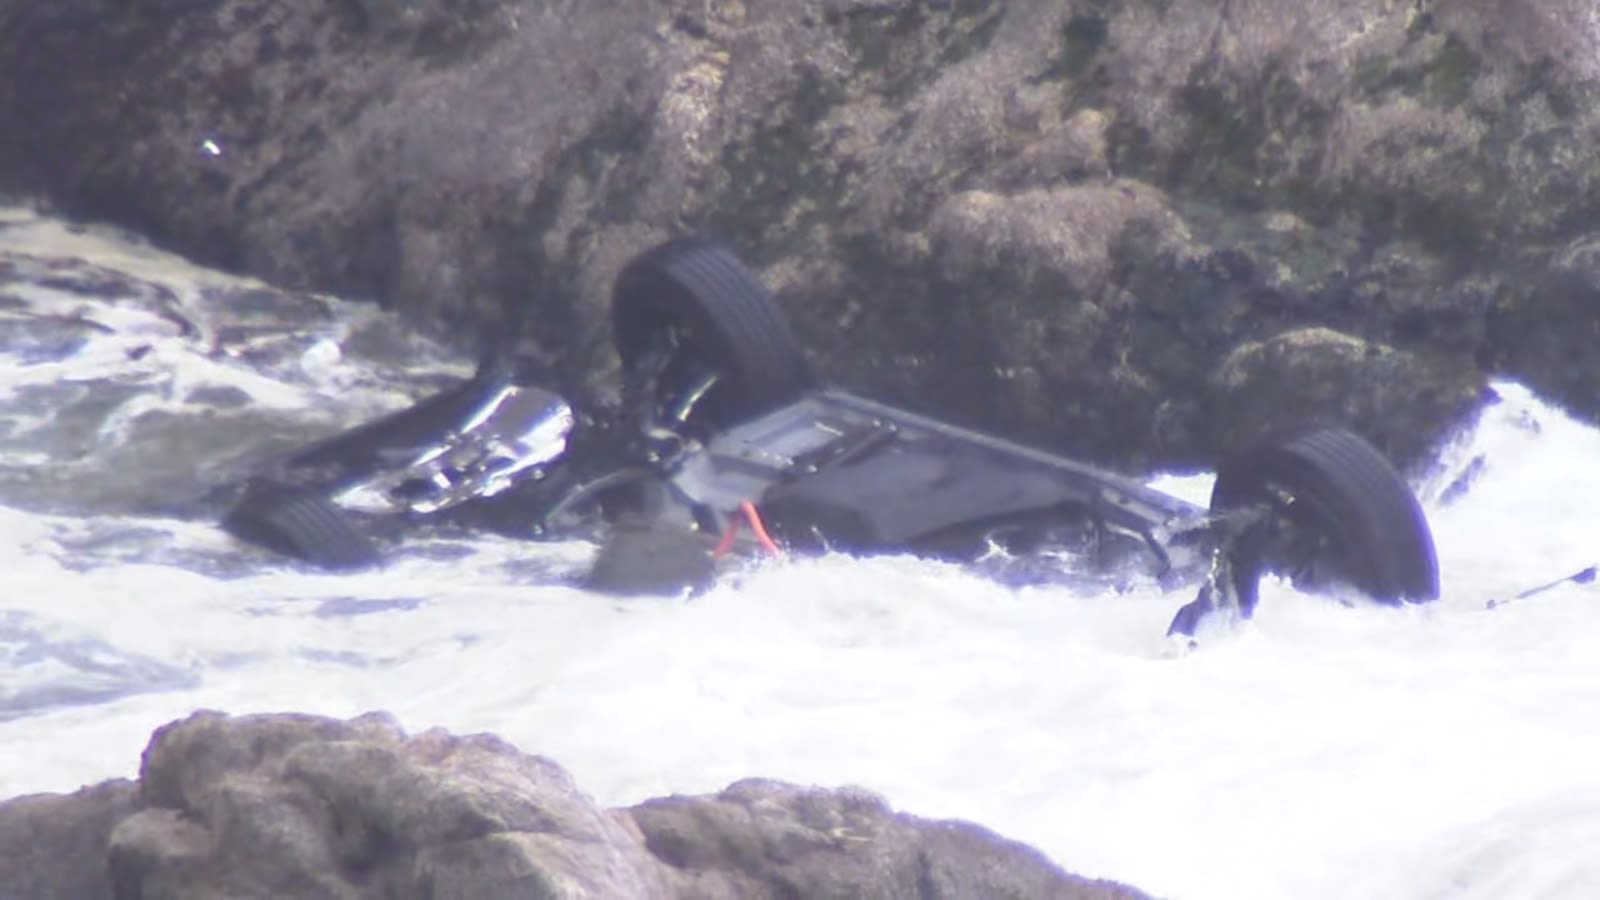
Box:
[628, 311, 740, 433]
[1253, 483, 1362, 595]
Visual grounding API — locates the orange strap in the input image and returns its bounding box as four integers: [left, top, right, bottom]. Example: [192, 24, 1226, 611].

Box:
[712, 500, 782, 558]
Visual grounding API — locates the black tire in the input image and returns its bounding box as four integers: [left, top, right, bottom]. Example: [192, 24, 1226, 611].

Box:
[612, 236, 813, 428]
[222, 479, 380, 570]
[1211, 427, 1440, 608]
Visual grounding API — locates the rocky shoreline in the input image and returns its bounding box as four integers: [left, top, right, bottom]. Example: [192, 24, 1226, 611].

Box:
[4, 2, 1600, 897]
[0, 710, 1155, 899]
[7, 1, 1597, 474]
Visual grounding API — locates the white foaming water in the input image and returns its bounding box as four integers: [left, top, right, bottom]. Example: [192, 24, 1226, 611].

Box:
[3, 204, 1599, 900]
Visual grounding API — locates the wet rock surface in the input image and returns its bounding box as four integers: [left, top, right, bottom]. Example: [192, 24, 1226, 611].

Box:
[0, 710, 1155, 899]
[4, 0, 1598, 470]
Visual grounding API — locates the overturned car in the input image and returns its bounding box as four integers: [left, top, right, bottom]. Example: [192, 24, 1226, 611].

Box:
[219, 237, 1441, 637]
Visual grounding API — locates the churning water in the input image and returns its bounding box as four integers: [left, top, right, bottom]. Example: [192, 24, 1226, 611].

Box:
[2, 203, 1598, 900]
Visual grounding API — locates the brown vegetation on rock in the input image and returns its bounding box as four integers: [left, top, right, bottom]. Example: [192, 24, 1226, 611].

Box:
[5, 0, 1598, 470]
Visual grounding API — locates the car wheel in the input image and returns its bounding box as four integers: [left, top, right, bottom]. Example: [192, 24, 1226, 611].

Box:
[1210, 427, 1440, 614]
[612, 236, 813, 430]
[221, 479, 380, 570]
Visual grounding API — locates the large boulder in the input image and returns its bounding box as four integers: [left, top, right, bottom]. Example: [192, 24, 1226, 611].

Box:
[1202, 326, 1487, 472]
[108, 710, 669, 899]
[7, 0, 1598, 469]
[0, 710, 1154, 899]
[0, 779, 139, 900]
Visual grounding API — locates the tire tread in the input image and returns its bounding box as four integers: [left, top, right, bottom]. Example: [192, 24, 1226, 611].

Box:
[1212, 428, 1440, 604]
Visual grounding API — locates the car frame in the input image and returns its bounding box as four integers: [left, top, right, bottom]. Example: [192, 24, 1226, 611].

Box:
[219, 236, 1442, 638]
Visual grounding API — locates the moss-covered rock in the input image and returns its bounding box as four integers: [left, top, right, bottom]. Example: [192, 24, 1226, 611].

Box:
[1205, 327, 1486, 476]
[6, 0, 1599, 470]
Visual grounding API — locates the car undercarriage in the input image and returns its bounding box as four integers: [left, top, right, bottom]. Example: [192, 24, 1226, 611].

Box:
[218, 236, 1442, 639]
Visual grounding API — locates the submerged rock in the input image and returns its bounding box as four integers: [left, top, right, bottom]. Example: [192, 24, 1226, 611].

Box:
[9, 0, 1600, 469]
[0, 710, 1154, 899]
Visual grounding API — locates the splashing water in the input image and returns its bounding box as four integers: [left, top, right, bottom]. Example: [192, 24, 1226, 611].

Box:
[1, 204, 1598, 900]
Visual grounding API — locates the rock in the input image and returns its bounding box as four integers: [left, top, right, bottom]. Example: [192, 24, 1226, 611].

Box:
[110, 710, 669, 898]
[630, 778, 1150, 899]
[0, 709, 1155, 900]
[22, 0, 1600, 471]
[582, 517, 719, 597]
[1480, 230, 1600, 423]
[1203, 327, 1486, 474]
[0, 779, 138, 900]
